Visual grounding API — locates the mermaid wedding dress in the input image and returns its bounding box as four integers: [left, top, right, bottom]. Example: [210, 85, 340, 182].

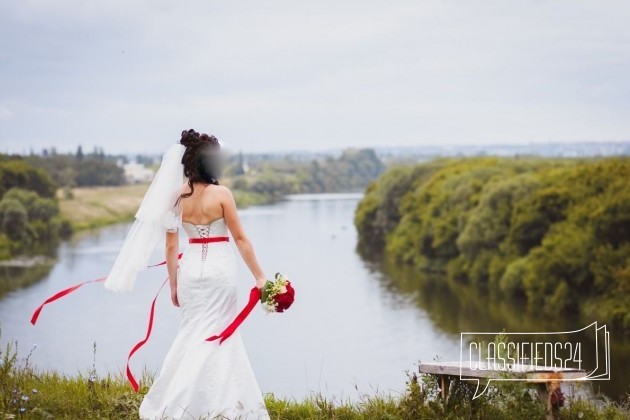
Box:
[138, 217, 270, 420]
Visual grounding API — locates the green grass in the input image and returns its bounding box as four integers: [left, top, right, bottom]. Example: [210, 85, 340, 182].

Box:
[1, 327, 628, 419]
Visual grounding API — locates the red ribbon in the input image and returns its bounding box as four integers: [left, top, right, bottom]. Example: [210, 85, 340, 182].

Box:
[30, 275, 107, 325]
[30, 252, 183, 325]
[30, 252, 183, 393]
[126, 276, 169, 392]
[205, 287, 261, 344]
[189, 236, 229, 244]
[29, 247, 262, 393]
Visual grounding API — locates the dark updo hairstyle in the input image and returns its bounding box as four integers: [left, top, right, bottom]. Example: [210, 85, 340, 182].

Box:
[175, 129, 222, 207]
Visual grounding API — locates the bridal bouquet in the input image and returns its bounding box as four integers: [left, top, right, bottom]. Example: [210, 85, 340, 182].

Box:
[260, 273, 295, 313]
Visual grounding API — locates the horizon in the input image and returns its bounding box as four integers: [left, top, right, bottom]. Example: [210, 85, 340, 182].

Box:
[3, 138, 630, 158]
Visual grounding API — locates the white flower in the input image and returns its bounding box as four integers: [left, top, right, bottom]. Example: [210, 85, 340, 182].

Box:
[262, 302, 277, 313]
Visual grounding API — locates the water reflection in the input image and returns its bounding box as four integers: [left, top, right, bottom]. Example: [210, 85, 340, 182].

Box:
[364, 253, 630, 401]
[0, 262, 55, 297]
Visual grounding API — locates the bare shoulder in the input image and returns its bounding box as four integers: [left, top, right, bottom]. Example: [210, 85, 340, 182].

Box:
[201, 184, 234, 206]
[214, 184, 234, 198]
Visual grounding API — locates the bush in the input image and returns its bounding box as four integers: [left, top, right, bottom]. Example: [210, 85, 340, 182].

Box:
[0, 198, 28, 242]
[0, 187, 67, 259]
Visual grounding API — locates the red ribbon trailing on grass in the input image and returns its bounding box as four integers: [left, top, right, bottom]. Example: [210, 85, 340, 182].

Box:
[205, 286, 262, 344]
[30, 252, 183, 392]
[126, 276, 169, 392]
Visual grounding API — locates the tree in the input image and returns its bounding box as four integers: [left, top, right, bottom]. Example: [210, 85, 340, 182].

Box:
[355, 156, 630, 332]
[0, 197, 28, 241]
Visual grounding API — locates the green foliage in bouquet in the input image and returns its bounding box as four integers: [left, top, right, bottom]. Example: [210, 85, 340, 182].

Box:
[260, 272, 283, 302]
[260, 273, 292, 313]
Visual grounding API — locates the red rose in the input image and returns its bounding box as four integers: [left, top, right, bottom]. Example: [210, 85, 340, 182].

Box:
[273, 281, 295, 312]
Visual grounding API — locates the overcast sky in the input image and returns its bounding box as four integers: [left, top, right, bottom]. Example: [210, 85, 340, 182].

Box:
[1, 1, 629, 155]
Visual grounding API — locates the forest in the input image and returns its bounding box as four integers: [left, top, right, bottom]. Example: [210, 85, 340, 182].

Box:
[226, 148, 385, 202]
[355, 156, 630, 333]
[0, 155, 72, 259]
[24, 146, 126, 188]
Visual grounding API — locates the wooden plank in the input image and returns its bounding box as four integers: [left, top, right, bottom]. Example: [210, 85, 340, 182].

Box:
[418, 361, 586, 381]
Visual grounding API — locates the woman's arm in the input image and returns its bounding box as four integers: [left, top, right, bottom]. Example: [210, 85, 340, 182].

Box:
[165, 230, 180, 306]
[220, 186, 266, 289]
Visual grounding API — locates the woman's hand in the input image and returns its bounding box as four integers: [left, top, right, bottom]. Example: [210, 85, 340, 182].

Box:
[171, 287, 180, 307]
[255, 277, 266, 290]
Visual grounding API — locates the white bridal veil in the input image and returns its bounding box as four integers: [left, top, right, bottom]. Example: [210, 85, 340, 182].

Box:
[103, 143, 186, 292]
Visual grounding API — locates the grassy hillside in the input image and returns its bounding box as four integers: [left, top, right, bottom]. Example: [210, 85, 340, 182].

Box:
[57, 184, 148, 230]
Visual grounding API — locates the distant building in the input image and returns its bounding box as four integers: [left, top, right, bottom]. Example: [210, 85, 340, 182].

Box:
[123, 162, 155, 183]
[242, 156, 250, 174]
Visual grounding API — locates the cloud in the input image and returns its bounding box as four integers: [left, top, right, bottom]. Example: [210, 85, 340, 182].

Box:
[0, 105, 15, 120]
[0, 0, 629, 154]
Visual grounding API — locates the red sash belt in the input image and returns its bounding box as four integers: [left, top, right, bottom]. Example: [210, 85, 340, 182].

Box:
[189, 236, 229, 243]
[29, 235, 258, 393]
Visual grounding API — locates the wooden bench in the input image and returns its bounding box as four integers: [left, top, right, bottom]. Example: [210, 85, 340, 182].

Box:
[419, 361, 589, 420]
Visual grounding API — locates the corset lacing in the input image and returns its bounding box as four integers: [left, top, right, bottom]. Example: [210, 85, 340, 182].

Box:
[192, 224, 212, 262]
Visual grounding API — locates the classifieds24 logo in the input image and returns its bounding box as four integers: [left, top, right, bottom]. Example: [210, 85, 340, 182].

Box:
[460, 322, 610, 399]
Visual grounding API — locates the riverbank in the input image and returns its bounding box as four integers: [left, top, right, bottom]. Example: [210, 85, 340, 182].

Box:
[57, 184, 275, 231]
[1, 333, 627, 420]
[355, 157, 630, 335]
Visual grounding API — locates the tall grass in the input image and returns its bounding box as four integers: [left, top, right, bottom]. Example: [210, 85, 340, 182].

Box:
[1, 326, 628, 419]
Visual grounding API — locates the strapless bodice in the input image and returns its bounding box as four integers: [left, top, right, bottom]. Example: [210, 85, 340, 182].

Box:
[181, 217, 229, 238]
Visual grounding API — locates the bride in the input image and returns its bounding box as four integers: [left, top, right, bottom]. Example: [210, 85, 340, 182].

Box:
[105, 129, 271, 419]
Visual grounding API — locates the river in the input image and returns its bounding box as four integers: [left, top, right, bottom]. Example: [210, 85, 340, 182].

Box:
[0, 193, 626, 401]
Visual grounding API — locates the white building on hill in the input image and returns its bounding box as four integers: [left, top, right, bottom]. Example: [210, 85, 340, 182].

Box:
[123, 162, 155, 183]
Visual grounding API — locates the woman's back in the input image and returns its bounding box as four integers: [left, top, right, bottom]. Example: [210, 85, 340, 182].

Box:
[179, 183, 224, 225]
[177, 184, 235, 278]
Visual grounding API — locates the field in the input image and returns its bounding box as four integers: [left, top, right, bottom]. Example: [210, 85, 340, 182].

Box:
[57, 184, 273, 231]
[57, 184, 149, 230]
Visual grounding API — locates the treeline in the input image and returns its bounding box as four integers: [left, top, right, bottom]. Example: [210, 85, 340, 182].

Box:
[0, 155, 72, 259]
[25, 146, 125, 188]
[355, 157, 630, 333]
[227, 148, 385, 200]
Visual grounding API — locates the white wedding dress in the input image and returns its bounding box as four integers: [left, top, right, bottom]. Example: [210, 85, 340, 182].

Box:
[139, 218, 270, 420]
